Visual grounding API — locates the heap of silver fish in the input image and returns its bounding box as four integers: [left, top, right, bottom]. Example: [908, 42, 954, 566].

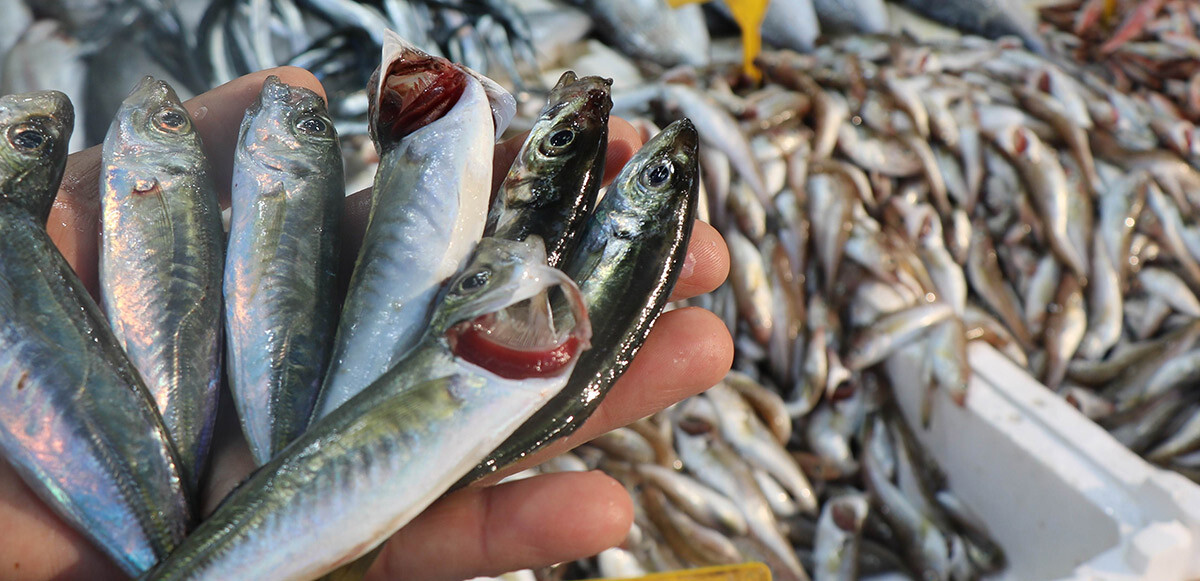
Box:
[515, 22, 1200, 581]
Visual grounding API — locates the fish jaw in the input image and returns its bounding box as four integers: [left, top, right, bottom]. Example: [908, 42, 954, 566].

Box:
[442, 237, 592, 381]
[0, 90, 73, 221]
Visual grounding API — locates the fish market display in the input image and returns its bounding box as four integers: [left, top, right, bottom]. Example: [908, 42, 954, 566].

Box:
[313, 31, 515, 420]
[1041, 0, 1200, 122]
[225, 75, 344, 465]
[144, 236, 592, 580]
[467, 117, 699, 483]
[99, 75, 225, 494]
[0, 90, 190, 576]
[534, 21, 1200, 578]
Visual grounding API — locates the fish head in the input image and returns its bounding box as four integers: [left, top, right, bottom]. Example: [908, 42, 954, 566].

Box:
[497, 72, 613, 214]
[534, 72, 612, 162]
[105, 76, 202, 166]
[239, 75, 339, 175]
[604, 118, 699, 232]
[438, 237, 592, 380]
[0, 90, 73, 221]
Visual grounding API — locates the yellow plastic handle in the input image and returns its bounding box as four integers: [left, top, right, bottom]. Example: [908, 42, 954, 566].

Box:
[663, 0, 771, 81]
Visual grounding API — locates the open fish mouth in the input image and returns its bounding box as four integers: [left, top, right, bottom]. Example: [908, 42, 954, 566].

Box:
[447, 263, 591, 381]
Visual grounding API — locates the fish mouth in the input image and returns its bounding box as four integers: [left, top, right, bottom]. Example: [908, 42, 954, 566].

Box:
[446, 262, 591, 380]
[369, 32, 466, 147]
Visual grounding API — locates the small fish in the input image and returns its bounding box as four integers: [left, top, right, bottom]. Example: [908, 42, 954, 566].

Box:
[812, 494, 869, 581]
[99, 76, 224, 493]
[0, 90, 190, 576]
[144, 237, 592, 580]
[812, 0, 888, 34]
[315, 31, 516, 420]
[706, 382, 818, 514]
[571, 0, 710, 68]
[224, 76, 344, 465]
[486, 71, 612, 267]
[462, 119, 698, 483]
[637, 463, 749, 536]
[844, 302, 955, 371]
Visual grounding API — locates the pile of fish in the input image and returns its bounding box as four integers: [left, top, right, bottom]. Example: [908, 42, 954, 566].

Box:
[0, 30, 701, 580]
[0, 0, 1059, 154]
[1040, 0, 1200, 123]
[510, 25, 1200, 581]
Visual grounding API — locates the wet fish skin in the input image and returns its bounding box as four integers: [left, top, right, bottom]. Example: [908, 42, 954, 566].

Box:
[225, 76, 344, 465]
[0, 90, 190, 576]
[462, 119, 698, 483]
[315, 32, 512, 420]
[486, 71, 612, 267]
[145, 237, 591, 580]
[99, 75, 224, 494]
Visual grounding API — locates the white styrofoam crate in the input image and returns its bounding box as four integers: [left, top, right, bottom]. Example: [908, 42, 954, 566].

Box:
[886, 342, 1200, 580]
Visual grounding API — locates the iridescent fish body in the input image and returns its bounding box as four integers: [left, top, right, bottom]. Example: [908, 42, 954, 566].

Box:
[99, 76, 224, 493]
[0, 90, 190, 576]
[225, 76, 344, 465]
[486, 71, 612, 268]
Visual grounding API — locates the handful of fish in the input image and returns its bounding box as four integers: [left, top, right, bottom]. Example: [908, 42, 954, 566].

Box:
[0, 29, 703, 581]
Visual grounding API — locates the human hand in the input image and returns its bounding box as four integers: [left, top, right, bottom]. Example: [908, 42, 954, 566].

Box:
[0, 67, 732, 580]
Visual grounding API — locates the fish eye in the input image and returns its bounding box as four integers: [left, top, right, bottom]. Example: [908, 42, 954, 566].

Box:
[296, 116, 328, 135]
[549, 129, 573, 147]
[458, 270, 491, 292]
[153, 108, 189, 133]
[539, 128, 575, 155]
[640, 160, 674, 189]
[8, 124, 46, 152]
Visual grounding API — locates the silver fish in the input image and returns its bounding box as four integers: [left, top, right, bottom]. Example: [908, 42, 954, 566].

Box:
[315, 31, 515, 419]
[0, 90, 190, 576]
[99, 76, 224, 493]
[224, 76, 344, 465]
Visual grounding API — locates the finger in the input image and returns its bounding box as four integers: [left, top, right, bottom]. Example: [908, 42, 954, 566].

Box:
[47, 66, 325, 295]
[602, 117, 642, 187]
[669, 220, 729, 301]
[367, 471, 632, 581]
[474, 307, 733, 482]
